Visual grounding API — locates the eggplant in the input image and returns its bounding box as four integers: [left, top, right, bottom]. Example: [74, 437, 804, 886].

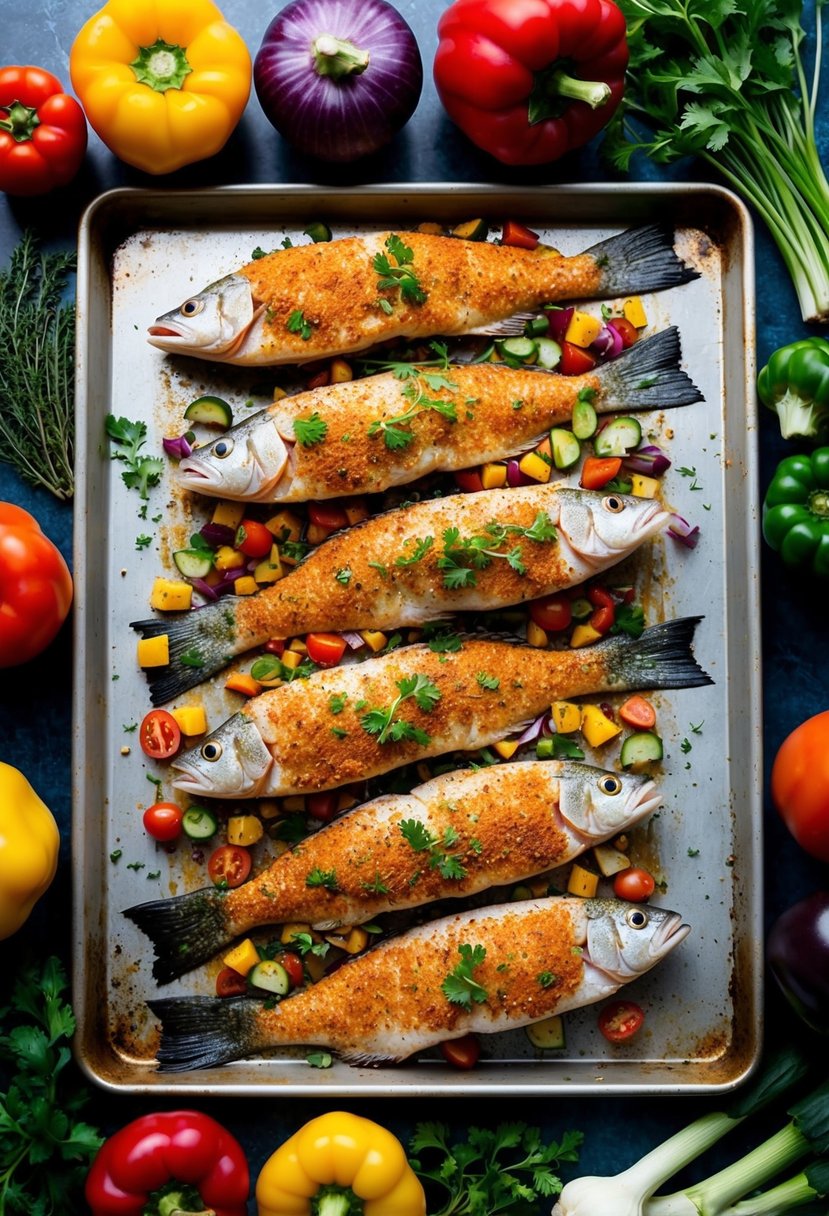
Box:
[767, 891, 829, 1035]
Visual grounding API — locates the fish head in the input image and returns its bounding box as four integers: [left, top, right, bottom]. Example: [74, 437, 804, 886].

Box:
[171, 713, 273, 797]
[556, 762, 661, 839]
[177, 411, 290, 501]
[148, 274, 258, 358]
[556, 488, 670, 565]
[583, 897, 690, 981]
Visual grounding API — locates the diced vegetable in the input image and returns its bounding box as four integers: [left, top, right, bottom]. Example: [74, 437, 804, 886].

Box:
[580, 704, 622, 747]
[184, 395, 234, 428]
[137, 635, 169, 667]
[526, 620, 548, 648]
[598, 999, 645, 1042]
[618, 695, 657, 730]
[225, 672, 263, 697]
[535, 337, 562, 370]
[500, 221, 539, 249]
[619, 730, 664, 770]
[518, 450, 552, 483]
[181, 805, 219, 840]
[249, 959, 291, 995]
[565, 310, 602, 348]
[499, 336, 537, 361]
[493, 738, 521, 760]
[330, 358, 352, 383]
[551, 428, 581, 470]
[593, 843, 632, 877]
[233, 576, 259, 596]
[173, 548, 214, 579]
[551, 701, 582, 734]
[570, 622, 603, 649]
[525, 1014, 566, 1049]
[629, 473, 659, 498]
[222, 938, 260, 976]
[265, 508, 303, 542]
[567, 863, 599, 898]
[622, 296, 647, 328]
[481, 462, 508, 489]
[452, 218, 488, 240]
[170, 705, 208, 736]
[150, 577, 193, 611]
[593, 417, 643, 458]
[215, 545, 246, 571]
[254, 546, 284, 583]
[212, 501, 245, 529]
[227, 815, 264, 847]
[579, 456, 622, 490]
[572, 395, 598, 439]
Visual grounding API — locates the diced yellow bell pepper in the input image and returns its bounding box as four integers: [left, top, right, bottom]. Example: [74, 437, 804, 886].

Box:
[281, 922, 312, 945]
[212, 501, 245, 529]
[254, 545, 284, 584]
[281, 649, 302, 670]
[137, 635, 169, 667]
[233, 575, 259, 596]
[527, 620, 548, 648]
[227, 815, 264, 846]
[565, 309, 603, 348]
[336, 790, 359, 812]
[417, 221, 444, 234]
[481, 462, 508, 489]
[170, 705, 208, 736]
[567, 862, 600, 898]
[272, 385, 288, 402]
[215, 545, 245, 571]
[630, 473, 660, 499]
[342, 926, 369, 954]
[150, 577, 193, 612]
[493, 738, 521, 759]
[287, 637, 307, 653]
[330, 358, 352, 383]
[623, 296, 648, 328]
[581, 704, 623, 747]
[265, 509, 303, 544]
[570, 622, 604, 649]
[519, 450, 552, 483]
[225, 672, 262, 697]
[258, 799, 281, 821]
[551, 701, 583, 734]
[223, 938, 260, 976]
[360, 629, 388, 653]
[306, 522, 333, 545]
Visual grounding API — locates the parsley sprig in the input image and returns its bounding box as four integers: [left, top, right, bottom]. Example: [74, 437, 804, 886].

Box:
[286, 309, 313, 340]
[373, 233, 428, 313]
[368, 376, 459, 451]
[361, 674, 441, 746]
[399, 820, 470, 880]
[438, 512, 557, 589]
[105, 415, 164, 499]
[292, 412, 328, 447]
[441, 943, 488, 1009]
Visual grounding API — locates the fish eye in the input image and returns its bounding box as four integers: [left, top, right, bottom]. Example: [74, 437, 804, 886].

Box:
[626, 908, 649, 929]
[213, 438, 234, 459]
[200, 740, 223, 762]
[180, 298, 204, 317]
[602, 496, 626, 513]
[598, 775, 622, 795]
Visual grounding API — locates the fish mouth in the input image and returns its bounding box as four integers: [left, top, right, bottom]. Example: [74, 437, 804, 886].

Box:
[147, 322, 205, 352]
[177, 457, 221, 489]
[627, 778, 662, 824]
[650, 911, 691, 962]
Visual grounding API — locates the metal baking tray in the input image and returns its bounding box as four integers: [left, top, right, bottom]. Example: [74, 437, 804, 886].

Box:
[72, 183, 761, 1095]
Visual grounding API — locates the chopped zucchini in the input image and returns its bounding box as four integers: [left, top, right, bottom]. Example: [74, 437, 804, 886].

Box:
[173, 548, 214, 579]
[620, 730, 664, 770]
[249, 960, 291, 995]
[184, 395, 234, 428]
[526, 1014, 566, 1050]
[304, 221, 332, 242]
[451, 218, 488, 241]
[593, 416, 642, 458]
[570, 597, 592, 621]
[524, 315, 550, 338]
[535, 337, 562, 370]
[551, 428, 581, 470]
[572, 396, 598, 440]
[182, 805, 218, 840]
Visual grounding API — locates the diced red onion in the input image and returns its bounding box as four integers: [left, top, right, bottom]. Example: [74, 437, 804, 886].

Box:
[667, 513, 701, 549]
[623, 445, 672, 477]
[199, 521, 236, 549]
[591, 323, 624, 360]
[512, 714, 548, 747]
[340, 630, 366, 650]
[545, 306, 574, 343]
[507, 458, 532, 487]
[190, 578, 220, 603]
[162, 433, 193, 460]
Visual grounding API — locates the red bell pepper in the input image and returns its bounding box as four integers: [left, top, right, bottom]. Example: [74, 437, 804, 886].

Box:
[0, 66, 86, 195]
[85, 1111, 250, 1216]
[434, 0, 628, 165]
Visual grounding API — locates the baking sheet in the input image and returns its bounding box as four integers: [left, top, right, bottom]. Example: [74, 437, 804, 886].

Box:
[72, 184, 761, 1095]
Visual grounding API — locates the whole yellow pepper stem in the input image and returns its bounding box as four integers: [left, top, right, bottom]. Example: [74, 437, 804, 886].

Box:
[130, 39, 193, 92]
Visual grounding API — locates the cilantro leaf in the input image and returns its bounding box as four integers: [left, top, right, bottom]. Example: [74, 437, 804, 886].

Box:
[286, 309, 313, 340]
[292, 412, 328, 447]
[476, 672, 501, 690]
[442, 943, 488, 1009]
[305, 868, 338, 891]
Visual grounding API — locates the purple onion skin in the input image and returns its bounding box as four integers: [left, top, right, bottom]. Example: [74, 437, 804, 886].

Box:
[254, 0, 423, 162]
[767, 892, 829, 1035]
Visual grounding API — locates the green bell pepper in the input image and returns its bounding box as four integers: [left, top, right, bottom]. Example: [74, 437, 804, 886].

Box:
[763, 448, 829, 576]
[758, 336, 829, 440]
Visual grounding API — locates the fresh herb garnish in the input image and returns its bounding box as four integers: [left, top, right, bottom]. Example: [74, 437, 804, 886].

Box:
[441, 943, 488, 1008]
[335, 567, 352, 586]
[135, 533, 153, 550]
[251, 246, 267, 259]
[328, 692, 348, 715]
[292, 412, 328, 447]
[680, 738, 692, 754]
[250, 654, 316, 683]
[361, 872, 390, 895]
[307, 1051, 333, 1069]
[360, 673, 441, 746]
[330, 727, 348, 739]
[368, 378, 458, 451]
[286, 309, 313, 341]
[610, 602, 645, 639]
[438, 513, 557, 589]
[373, 233, 428, 311]
[537, 971, 557, 988]
[305, 868, 338, 891]
[396, 535, 435, 566]
[476, 672, 500, 690]
[179, 647, 205, 668]
[368, 561, 389, 579]
[289, 932, 330, 958]
[105, 415, 164, 499]
[400, 819, 469, 880]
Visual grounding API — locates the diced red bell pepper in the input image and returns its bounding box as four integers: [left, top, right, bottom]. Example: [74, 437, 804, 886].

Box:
[559, 341, 598, 375]
[501, 220, 539, 249]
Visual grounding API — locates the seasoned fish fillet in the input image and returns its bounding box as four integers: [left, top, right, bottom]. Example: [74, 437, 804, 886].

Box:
[169, 619, 711, 799]
[176, 327, 703, 502]
[147, 226, 698, 366]
[149, 896, 690, 1069]
[133, 485, 669, 704]
[126, 759, 662, 982]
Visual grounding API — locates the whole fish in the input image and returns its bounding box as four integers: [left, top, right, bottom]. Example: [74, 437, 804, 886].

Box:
[133, 484, 670, 704]
[126, 760, 662, 983]
[168, 619, 710, 799]
[147, 226, 698, 366]
[176, 326, 702, 502]
[149, 895, 690, 1069]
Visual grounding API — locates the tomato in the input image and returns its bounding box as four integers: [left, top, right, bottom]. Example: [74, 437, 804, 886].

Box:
[306, 369, 330, 390]
[236, 519, 273, 557]
[207, 845, 252, 889]
[307, 791, 339, 823]
[613, 867, 656, 902]
[143, 802, 183, 842]
[501, 220, 539, 250]
[139, 709, 182, 760]
[598, 999, 645, 1042]
[609, 317, 639, 348]
[619, 695, 657, 730]
[308, 502, 349, 531]
[529, 594, 572, 633]
[454, 468, 485, 493]
[264, 638, 286, 656]
[215, 966, 248, 998]
[305, 632, 347, 667]
[281, 952, 304, 988]
[0, 502, 73, 667]
[439, 1033, 481, 1069]
[771, 710, 829, 862]
[580, 456, 623, 491]
[0, 67, 87, 196]
[590, 605, 616, 634]
[559, 341, 597, 376]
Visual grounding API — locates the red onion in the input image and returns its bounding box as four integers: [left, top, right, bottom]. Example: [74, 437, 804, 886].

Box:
[591, 323, 624, 360]
[623, 444, 672, 478]
[340, 630, 366, 650]
[162, 433, 193, 460]
[506, 458, 533, 487]
[667, 513, 701, 549]
[545, 306, 574, 343]
[254, 0, 423, 162]
[198, 521, 236, 549]
[190, 578, 220, 603]
[512, 714, 548, 747]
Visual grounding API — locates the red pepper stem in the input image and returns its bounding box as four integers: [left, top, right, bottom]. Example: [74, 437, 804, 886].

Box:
[312, 35, 370, 80]
[0, 101, 39, 143]
[548, 71, 611, 110]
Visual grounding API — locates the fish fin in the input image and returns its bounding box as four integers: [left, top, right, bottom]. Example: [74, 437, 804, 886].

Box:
[338, 1047, 406, 1067]
[465, 311, 540, 337]
[131, 600, 239, 705]
[594, 326, 704, 409]
[602, 616, 713, 692]
[587, 226, 700, 297]
[124, 887, 230, 984]
[149, 996, 261, 1072]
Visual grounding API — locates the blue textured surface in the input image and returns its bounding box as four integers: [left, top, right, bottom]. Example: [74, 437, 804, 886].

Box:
[0, 0, 827, 1198]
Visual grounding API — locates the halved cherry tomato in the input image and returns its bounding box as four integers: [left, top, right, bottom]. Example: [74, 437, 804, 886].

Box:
[305, 632, 347, 667]
[308, 502, 349, 531]
[619, 695, 657, 730]
[139, 709, 182, 760]
[580, 456, 622, 491]
[143, 801, 183, 841]
[281, 952, 304, 987]
[207, 845, 252, 889]
[501, 220, 539, 250]
[590, 604, 616, 634]
[454, 468, 485, 493]
[559, 341, 597, 376]
[613, 866, 656, 902]
[264, 638, 286, 656]
[307, 791, 339, 822]
[236, 519, 273, 558]
[587, 586, 614, 610]
[216, 966, 248, 998]
[608, 317, 639, 348]
[598, 999, 645, 1042]
[440, 1033, 481, 1069]
[529, 593, 572, 633]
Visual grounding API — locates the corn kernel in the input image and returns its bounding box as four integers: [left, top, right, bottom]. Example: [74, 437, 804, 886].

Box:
[518, 450, 552, 483]
[222, 938, 260, 976]
[623, 296, 648, 328]
[211, 501, 245, 529]
[580, 704, 623, 747]
[570, 622, 604, 649]
[481, 462, 508, 489]
[150, 577, 193, 612]
[630, 473, 660, 499]
[170, 705, 208, 736]
[527, 620, 548, 648]
[565, 310, 603, 348]
[137, 635, 169, 668]
[233, 576, 259, 596]
[330, 358, 353, 383]
[567, 863, 600, 898]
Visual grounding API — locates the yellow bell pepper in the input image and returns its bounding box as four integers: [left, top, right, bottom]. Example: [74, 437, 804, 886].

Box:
[0, 763, 60, 939]
[69, 0, 251, 175]
[256, 1112, 426, 1216]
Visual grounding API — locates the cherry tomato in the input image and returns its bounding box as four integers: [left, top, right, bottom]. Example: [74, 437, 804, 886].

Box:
[501, 220, 539, 250]
[771, 710, 829, 862]
[439, 1033, 481, 1069]
[598, 999, 645, 1042]
[215, 966, 248, 998]
[0, 502, 73, 667]
[587, 586, 614, 610]
[590, 604, 616, 634]
[305, 632, 347, 667]
[143, 801, 183, 841]
[139, 709, 182, 760]
[613, 866, 656, 902]
[608, 317, 639, 348]
[580, 456, 623, 491]
[281, 953, 304, 988]
[619, 695, 657, 730]
[308, 502, 349, 531]
[307, 791, 339, 822]
[236, 519, 273, 557]
[454, 468, 485, 493]
[559, 341, 598, 376]
[529, 594, 572, 633]
[207, 845, 252, 889]
[264, 638, 286, 656]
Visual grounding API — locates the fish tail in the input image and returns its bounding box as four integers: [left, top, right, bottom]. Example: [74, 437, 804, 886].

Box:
[595, 326, 704, 409]
[604, 617, 713, 692]
[124, 887, 231, 984]
[150, 996, 265, 1072]
[587, 226, 700, 296]
[131, 600, 239, 706]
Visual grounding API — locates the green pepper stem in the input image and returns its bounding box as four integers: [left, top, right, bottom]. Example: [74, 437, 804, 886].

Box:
[157, 1191, 215, 1216]
[312, 35, 370, 80]
[528, 64, 611, 125]
[0, 101, 39, 143]
[316, 1191, 354, 1216]
[130, 39, 193, 93]
[550, 71, 612, 109]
